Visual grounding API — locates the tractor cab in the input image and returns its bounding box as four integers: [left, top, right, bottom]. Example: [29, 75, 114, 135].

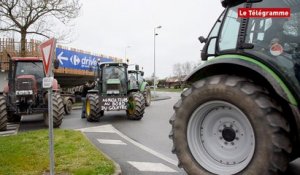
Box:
[13, 58, 45, 88]
[201, 0, 300, 102]
[128, 65, 145, 90]
[98, 63, 128, 95]
[5, 57, 45, 109]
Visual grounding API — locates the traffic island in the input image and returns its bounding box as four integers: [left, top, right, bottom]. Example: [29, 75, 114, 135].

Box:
[0, 129, 118, 175]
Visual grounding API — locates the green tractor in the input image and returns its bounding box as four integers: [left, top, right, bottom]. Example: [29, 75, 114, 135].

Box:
[85, 62, 145, 122]
[128, 65, 151, 106]
[170, 0, 300, 174]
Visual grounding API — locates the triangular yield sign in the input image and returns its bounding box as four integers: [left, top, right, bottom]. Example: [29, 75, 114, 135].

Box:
[39, 38, 56, 76]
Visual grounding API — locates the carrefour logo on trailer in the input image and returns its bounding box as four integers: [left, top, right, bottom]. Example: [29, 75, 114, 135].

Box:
[55, 48, 113, 70]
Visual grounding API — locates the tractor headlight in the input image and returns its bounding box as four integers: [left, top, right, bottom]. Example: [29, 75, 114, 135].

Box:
[16, 90, 33, 95]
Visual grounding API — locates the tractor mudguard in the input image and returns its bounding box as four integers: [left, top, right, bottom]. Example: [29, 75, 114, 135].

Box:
[185, 55, 297, 106]
[139, 82, 148, 92]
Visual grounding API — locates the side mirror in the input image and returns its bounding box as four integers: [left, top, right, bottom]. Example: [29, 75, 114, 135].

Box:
[198, 36, 207, 43]
[201, 36, 217, 61]
[54, 59, 59, 69]
[135, 65, 139, 71]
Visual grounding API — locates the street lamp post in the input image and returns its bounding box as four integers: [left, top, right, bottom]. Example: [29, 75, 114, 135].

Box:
[125, 46, 131, 62]
[153, 25, 162, 97]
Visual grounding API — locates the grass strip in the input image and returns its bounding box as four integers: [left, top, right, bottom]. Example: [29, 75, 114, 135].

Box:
[0, 129, 115, 175]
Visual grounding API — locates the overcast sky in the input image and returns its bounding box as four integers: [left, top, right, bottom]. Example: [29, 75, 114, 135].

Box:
[65, 0, 224, 78]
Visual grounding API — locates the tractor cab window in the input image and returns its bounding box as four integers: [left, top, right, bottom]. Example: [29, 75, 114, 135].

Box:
[137, 72, 143, 83]
[15, 61, 44, 81]
[244, 0, 300, 89]
[128, 72, 138, 89]
[102, 65, 127, 94]
[219, 4, 243, 51]
[128, 72, 137, 81]
[103, 66, 125, 80]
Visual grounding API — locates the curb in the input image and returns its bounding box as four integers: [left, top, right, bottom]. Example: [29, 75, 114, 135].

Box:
[81, 132, 122, 175]
[151, 96, 171, 101]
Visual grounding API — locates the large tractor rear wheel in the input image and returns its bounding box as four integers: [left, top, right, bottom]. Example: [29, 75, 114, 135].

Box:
[127, 92, 145, 120]
[0, 96, 7, 131]
[143, 86, 151, 106]
[170, 75, 291, 175]
[86, 94, 101, 122]
[44, 93, 64, 128]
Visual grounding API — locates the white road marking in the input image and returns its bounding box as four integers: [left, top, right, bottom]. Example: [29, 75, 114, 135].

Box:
[0, 123, 19, 136]
[97, 139, 127, 145]
[76, 125, 116, 133]
[128, 161, 177, 172]
[78, 124, 178, 166]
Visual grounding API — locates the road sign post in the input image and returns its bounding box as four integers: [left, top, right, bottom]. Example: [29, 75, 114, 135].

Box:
[39, 38, 56, 175]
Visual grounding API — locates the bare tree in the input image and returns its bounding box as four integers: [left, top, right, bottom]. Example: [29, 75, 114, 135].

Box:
[182, 62, 192, 76]
[173, 63, 183, 78]
[0, 0, 81, 56]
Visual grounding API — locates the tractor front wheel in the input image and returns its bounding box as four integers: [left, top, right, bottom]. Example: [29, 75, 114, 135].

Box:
[44, 93, 64, 128]
[127, 92, 145, 120]
[64, 99, 73, 115]
[0, 96, 7, 131]
[143, 86, 151, 106]
[86, 94, 101, 122]
[170, 75, 291, 175]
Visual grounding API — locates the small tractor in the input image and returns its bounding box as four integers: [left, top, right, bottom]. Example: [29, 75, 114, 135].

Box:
[85, 62, 145, 122]
[128, 65, 151, 106]
[170, 0, 300, 174]
[0, 56, 64, 131]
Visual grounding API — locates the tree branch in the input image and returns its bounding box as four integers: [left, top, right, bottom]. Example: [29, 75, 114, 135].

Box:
[27, 31, 50, 38]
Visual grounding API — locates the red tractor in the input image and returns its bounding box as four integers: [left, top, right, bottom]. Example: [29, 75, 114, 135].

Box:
[0, 56, 64, 131]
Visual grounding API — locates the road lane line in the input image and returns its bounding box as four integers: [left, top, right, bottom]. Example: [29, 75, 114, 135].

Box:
[112, 125, 178, 166]
[0, 123, 20, 136]
[97, 139, 127, 145]
[78, 124, 178, 166]
[128, 161, 177, 172]
[76, 124, 116, 133]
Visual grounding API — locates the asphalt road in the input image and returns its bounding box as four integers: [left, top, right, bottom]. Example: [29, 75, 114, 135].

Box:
[14, 91, 300, 174]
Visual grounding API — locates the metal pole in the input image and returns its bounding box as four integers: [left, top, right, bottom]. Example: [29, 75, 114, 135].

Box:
[48, 43, 56, 175]
[48, 85, 54, 175]
[125, 46, 130, 62]
[125, 48, 127, 61]
[153, 28, 156, 97]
